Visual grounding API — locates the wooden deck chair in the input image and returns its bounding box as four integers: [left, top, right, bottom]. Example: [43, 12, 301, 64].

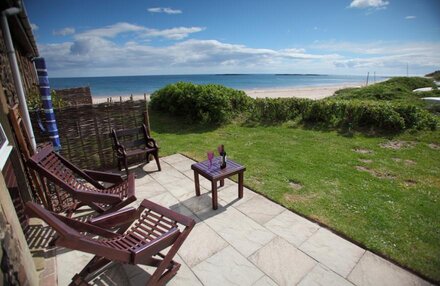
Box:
[111, 124, 161, 175]
[25, 199, 195, 286]
[8, 104, 49, 208]
[27, 144, 136, 216]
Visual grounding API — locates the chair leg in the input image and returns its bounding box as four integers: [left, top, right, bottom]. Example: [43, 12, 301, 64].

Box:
[124, 157, 129, 175]
[153, 152, 161, 171]
[70, 255, 112, 285]
[146, 259, 180, 286]
[117, 158, 122, 171]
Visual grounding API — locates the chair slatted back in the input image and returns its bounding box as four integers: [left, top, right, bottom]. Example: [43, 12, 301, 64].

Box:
[29, 145, 104, 192]
[111, 126, 147, 150]
[36, 150, 96, 194]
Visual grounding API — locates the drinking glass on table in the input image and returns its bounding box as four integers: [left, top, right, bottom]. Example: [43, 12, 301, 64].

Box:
[207, 151, 214, 170]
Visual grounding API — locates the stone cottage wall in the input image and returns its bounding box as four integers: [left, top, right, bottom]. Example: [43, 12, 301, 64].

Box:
[0, 25, 39, 106]
[0, 15, 40, 286]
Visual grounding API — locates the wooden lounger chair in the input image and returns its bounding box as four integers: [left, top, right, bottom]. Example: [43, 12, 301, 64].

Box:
[25, 199, 195, 286]
[27, 144, 136, 216]
[111, 124, 161, 175]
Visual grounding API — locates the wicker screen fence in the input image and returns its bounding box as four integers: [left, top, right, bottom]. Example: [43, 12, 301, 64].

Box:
[29, 99, 150, 170]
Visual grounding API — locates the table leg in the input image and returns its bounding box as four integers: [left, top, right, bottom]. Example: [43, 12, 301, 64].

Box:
[238, 171, 244, 199]
[220, 179, 224, 188]
[212, 180, 218, 210]
[194, 171, 200, 196]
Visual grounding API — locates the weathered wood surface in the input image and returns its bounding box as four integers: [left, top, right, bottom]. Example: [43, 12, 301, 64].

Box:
[30, 99, 149, 170]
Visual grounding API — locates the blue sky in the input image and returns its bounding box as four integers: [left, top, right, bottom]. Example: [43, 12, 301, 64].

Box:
[26, 0, 440, 77]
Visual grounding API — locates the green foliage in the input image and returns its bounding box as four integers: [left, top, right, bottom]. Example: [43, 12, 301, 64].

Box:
[334, 77, 436, 102]
[249, 97, 437, 131]
[26, 89, 65, 110]
[249, 98, 310, 123]
[150, 78, 439, 132]
[150, 82, 252, 124]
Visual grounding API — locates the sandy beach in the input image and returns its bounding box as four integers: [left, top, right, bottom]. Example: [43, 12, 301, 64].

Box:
[243, 83, 362, 100]
[91, 83, 363, 104]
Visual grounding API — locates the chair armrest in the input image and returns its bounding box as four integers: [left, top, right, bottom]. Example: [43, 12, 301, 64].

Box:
[55, 213, 119, 238]
[89, 207, 139, 228]
[83, 169, 124, 184]
[145, 137, 159, 149]
[25, 202, 78, 237]
[116, 144, 126, 156]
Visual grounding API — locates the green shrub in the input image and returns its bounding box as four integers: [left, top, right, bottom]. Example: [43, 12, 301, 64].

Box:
[150, 82, 252, 123]
[334, 77, 436, 102]
[345, 101, 406, 131]
[151, 81, 438, 132]
[27, 89, 64, 110]
[248, 98, 437, 132]
[393, 104, 438, 130]
[249, 98, 310, 123]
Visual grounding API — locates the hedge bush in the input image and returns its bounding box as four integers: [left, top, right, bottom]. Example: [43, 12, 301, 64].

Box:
[150, 82, 252, 123]
[151, 80, 438, 132]
[249, 98, 437, 131]
[249, 98, 310, 123]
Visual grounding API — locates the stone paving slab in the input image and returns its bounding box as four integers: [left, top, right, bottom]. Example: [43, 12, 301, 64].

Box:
[298, 264, 354, 286]
[219, 185, 256, 206]
[134, 180, 168, 199]
[347, 251, 432, 286]
[264, 210, 319, 247]
[252, 276, 278, 286]
[198, 206, 276, 257]
[249, 237, 316, 286]
[299, 228, 365, 278]
[192, 246, 265, 286]
[178, 222, 228, 267]
[56, 248, 94, 286]
[53, 154, 432, 286]
[167, 255, 204, 286]
[172, 159, 196, 173]
[236, 195, 285, 225]
[162, 177, 198, 199]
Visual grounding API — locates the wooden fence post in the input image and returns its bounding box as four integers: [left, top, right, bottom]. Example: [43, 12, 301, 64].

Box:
[143, 95, 151, 134]
[92, 107, 106, 167]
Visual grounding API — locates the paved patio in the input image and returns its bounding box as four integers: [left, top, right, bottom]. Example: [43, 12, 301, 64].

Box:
[53, 154, 431, 286]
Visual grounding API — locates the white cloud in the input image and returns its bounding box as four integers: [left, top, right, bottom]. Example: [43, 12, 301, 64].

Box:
[30, 23, 38, 31]
[53, 27, 76, 36]
[330, 41, 440, 74]
[75, 22, 203, 40]
[37, 22, 440, 77]
[76, 23, 144, 38]
[38, 36, 342, 77]
[349, 0, 389, 9]
[148, 7, 182, 14]
[144, 27, 205, 40]
[405, 15, 416, 20]
[312, 40, 440, 58]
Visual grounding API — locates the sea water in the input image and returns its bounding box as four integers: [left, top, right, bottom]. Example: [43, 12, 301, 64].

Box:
[50, 74, 377, 97]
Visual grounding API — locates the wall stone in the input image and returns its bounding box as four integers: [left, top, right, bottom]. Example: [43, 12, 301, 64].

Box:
[0, 10, 40, 286]
[0, 23, 39, 107]
[0, 171, 38, 286]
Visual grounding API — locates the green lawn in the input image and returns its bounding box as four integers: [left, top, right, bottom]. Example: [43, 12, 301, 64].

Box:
[149, 110, 440, 282]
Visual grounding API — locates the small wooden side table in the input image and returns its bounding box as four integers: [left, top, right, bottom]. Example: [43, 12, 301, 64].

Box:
[191, 157, 246, 210]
